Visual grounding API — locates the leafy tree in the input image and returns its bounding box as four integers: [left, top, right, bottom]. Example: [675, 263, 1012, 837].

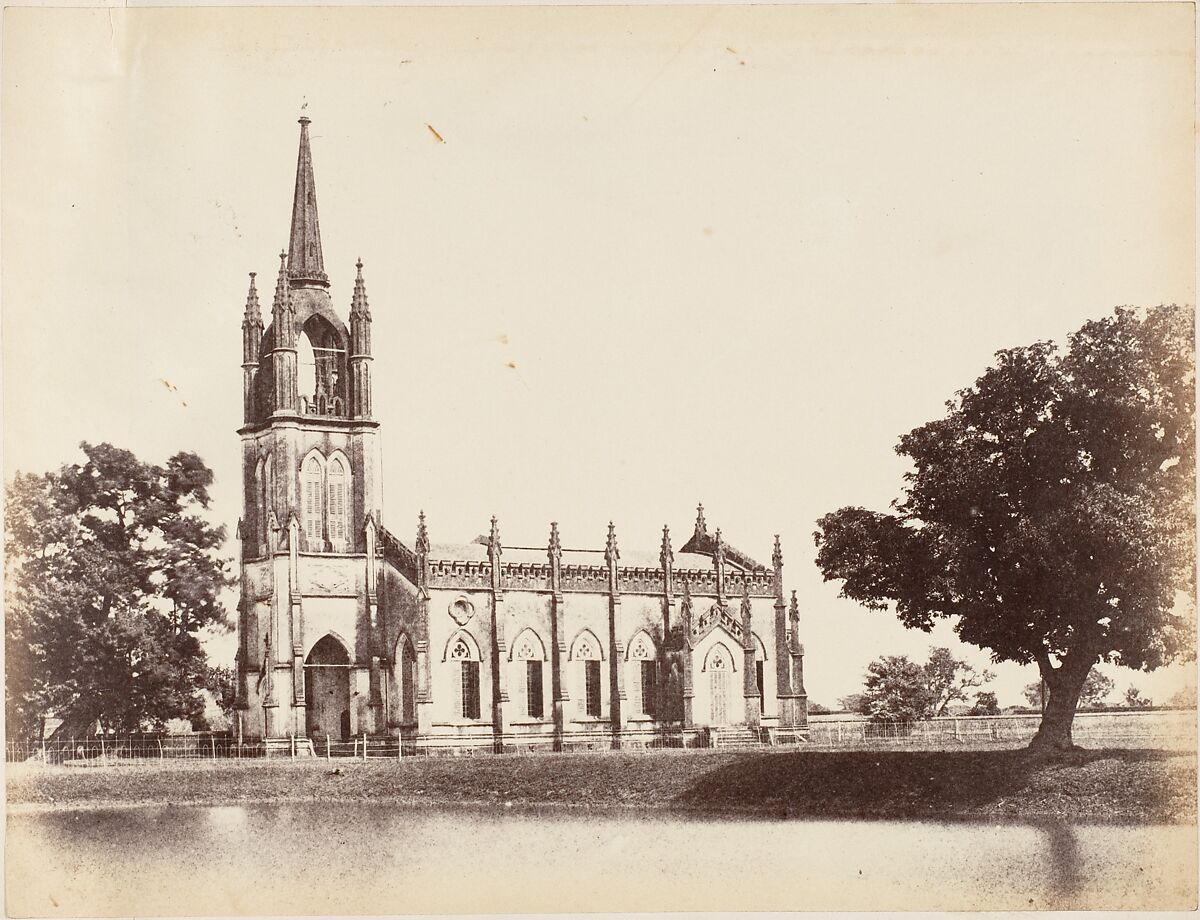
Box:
[861, 655, 936, 724]
[814, 306, 1194, 752]
[837, 693, 869, 714]
[1078, 669, 1115, 708]
[925, 646, 993, 716]
[206, 665, 238, 720]
[808, 701, 831, 715]
[969, 691, 1001, 716]
[858, 647, 993, 722]
[1023, 680, 1046, 711]
[5, 442, 233, 735]
[1167, 684, 1197, 709]
[1123, 685, 1151, 708]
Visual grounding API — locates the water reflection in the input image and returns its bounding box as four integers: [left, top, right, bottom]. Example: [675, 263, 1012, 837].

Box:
[6, 803, 1194, 916]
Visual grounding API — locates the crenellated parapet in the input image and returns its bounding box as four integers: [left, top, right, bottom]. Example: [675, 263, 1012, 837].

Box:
[407, 557, 778, 597]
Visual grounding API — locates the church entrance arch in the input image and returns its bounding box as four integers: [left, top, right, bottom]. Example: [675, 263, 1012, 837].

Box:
[706, 644, 733, 726]
[305, 634, 352, 740]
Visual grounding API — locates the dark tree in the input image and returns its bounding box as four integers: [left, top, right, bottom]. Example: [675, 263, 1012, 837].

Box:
[206, 665, 239, 720]
[815, 306, 1194, 753]
[861, 655, 936, 724]
[1123, 685, 1151, 709]
[1078, 669, 1115, 708]
[1022, 680, 1046, 711]
[925, 646, 993, 716]
[5, 442, 233, 735]
[969, 691, 1001, 716]
[837, 693, 869, 715]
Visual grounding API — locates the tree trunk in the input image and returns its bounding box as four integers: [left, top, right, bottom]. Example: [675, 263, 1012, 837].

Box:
[1027, 661, 1092, 754]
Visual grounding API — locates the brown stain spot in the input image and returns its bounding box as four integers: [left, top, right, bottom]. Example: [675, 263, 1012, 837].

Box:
[726, 46, 737, 54]
[50, 896, 59, 907]
[506, 361, 517, 370]
[702, 227, 714, 236]
[426, 123, 445, 144]
[159, 378, 177, 392]
[497, 334, 509, 345]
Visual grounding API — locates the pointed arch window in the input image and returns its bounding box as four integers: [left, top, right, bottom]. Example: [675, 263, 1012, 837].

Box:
[628, 632, 658, 717]
[327, 458, 348, 549]
[303, 457, 324, 549]
[449, 636, 481, 720]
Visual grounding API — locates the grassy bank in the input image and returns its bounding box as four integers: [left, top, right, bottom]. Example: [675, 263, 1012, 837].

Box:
[7, 747, 1195, 822]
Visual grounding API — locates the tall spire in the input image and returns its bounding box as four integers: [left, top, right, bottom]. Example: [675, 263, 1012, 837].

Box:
[287, 117, 328, 287]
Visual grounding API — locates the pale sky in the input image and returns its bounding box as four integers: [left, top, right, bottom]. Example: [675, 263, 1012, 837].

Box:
[3, 4, 1195, 708]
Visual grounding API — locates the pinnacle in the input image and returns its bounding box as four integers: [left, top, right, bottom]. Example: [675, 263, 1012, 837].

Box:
[272, 251, 290, 312]
[242, 272, 262, 325]
[350, 258, 371, 319]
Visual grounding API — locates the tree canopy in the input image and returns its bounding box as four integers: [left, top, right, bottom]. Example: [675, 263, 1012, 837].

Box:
[854, 647, 994, 722]
[5, 442, 234, 735]
[814, 306, 1194, 751]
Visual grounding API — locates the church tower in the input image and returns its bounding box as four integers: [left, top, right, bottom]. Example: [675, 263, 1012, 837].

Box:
[234, 117, 385, 742]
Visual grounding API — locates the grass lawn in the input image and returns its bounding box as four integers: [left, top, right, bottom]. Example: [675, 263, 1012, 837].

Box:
[7, 747, 1195, 822]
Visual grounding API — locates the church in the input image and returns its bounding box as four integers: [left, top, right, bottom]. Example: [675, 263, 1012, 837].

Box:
[234, 119, 809, 751]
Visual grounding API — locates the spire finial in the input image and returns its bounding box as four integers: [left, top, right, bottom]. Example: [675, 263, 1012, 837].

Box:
[287, 118, 328, 287]
[694, 503, 707, 539]
[660, 524, 673, 568]
[605, 521, 619, 566]
[772, 535, 783, 570]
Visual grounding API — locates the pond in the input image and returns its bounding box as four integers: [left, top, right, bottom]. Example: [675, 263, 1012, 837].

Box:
[6, 802, 1195, 914]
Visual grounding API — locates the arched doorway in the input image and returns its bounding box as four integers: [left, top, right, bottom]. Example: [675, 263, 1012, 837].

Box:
[706, 644, 732, 726]
[305, 635, 351, 740]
